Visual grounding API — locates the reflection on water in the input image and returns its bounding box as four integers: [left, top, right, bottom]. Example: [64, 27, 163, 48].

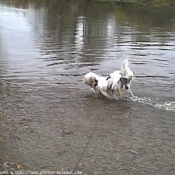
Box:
[0, 0, 175, 174]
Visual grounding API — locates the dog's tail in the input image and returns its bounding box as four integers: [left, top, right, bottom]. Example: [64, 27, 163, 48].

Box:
[121, 59, 133, 80]
[84, 72, 100, 87]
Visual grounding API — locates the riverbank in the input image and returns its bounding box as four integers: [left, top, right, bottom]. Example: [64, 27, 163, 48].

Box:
[96, 0, 175, 7]
[135, 0, 175, 7]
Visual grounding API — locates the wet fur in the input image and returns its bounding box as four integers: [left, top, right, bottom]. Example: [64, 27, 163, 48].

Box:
[84, 60, 133, 99]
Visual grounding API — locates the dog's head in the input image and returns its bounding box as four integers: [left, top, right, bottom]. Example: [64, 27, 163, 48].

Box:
[119, 77, 132, 90]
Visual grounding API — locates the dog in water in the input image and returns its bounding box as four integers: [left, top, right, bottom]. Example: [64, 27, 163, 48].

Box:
[84, 60, 133, 99]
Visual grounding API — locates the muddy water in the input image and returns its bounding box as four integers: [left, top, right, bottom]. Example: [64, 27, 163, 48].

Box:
[0, 0, 175, 174]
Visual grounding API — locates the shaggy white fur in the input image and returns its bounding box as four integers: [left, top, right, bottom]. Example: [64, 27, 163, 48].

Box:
[84, 60, 133, 99]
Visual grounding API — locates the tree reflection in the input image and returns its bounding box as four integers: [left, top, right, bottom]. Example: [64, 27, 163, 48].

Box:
[0, 0, 175, 63]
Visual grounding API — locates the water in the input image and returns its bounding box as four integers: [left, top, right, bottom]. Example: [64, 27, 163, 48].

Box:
[0, 0, 175, 174]
[128, 90, 175, 112]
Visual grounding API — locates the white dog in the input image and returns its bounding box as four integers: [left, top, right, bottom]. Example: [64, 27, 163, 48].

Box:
[84, 60, 133, 99]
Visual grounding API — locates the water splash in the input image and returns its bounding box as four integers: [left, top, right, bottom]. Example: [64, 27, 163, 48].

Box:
[127, 90, 175, 112]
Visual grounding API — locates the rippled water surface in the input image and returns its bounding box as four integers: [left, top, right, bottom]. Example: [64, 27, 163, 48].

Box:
[0, 0, 175, 174]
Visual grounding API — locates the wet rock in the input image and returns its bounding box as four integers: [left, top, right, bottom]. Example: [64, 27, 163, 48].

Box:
[62, 129, 74, 135]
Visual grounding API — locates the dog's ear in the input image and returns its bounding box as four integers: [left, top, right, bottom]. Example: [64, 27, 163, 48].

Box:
[120, 77, 130, 83]
[120, 77, 129, 87]
[120, 77, 126, 82]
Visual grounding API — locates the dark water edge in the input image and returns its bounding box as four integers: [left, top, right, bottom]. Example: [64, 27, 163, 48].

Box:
[1, 0, 175, 8]
[97, 0, 175, 8]
[1, 0, 175, 28]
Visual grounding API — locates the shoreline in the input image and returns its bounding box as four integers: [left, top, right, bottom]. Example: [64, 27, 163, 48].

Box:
[95, 0, 175, 8]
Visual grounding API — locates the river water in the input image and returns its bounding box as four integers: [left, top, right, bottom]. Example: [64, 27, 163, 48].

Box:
[0, 0, 175, 174]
